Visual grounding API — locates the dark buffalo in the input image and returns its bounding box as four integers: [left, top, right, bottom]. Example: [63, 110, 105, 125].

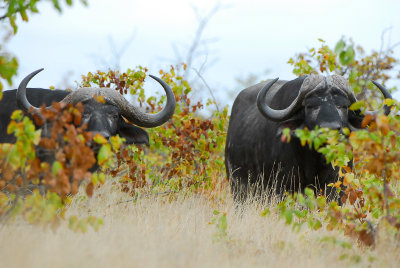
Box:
[225, 74, 392, 202]
[0, 68, 176, 147]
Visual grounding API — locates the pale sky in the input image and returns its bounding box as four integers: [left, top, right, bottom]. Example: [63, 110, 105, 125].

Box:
[4, 0, 400, 104]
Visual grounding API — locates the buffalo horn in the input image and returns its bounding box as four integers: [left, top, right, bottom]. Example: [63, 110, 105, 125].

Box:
[370, 81, 392, 115]
[17, 69, 176, 128]
[257, 75, 325, 122]
[16, 68, 45, 113]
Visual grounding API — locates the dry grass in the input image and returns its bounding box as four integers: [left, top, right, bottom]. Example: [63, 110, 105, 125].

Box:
[0, 179, 399, 268]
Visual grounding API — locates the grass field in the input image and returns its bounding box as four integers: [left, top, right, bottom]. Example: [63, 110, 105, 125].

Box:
[1, 178, 399, 268]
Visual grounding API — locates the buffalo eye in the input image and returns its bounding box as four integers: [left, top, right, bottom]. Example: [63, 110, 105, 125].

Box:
[306, 105, 319, 110]
[333, 95, 350, 109]
[108, 111, 119, 120]
[304, 98, 321, 110]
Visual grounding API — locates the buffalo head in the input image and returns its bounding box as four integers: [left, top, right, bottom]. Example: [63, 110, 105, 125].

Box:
[16, 69, 176, 145]
[256, 75, 392, 132]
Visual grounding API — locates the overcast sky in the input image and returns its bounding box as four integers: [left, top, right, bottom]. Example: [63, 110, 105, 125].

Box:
[4, 0, 400, 105]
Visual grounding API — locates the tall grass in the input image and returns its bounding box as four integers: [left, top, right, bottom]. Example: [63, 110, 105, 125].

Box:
[1, 176, 399, 268]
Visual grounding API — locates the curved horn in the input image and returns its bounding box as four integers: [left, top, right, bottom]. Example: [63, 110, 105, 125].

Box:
[122, 74, 176, 128]
[349, 81, 393, 117]
[370, 81, 393, 115]
[61, 75, 176, 128]
[257, 76, 324, 122]
[319, 75, 392, 116]
[18, 70, 176, 128]
[17, 68, 45, 113]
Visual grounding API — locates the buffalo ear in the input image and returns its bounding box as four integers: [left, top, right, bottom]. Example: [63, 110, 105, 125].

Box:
[348, 109, 364, 129]
[119, 121, 149, 146]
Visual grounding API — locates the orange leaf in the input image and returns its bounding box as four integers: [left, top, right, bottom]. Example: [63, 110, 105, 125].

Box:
[93, 94, 106, 104]
[376, 115, 389, 135]
[358, 229, 375, 247]
[86, 182, 94, 197]
[361, 114, 374, 128]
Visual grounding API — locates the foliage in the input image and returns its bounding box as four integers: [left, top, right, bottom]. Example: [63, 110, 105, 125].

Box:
[0, 62, 229, 232]
[278, 38, 400, 247]
[209, 209, 228, 243]
[0, 0, 87, 99]
[1, 29, 400, 257]
[0, 51, 18, 98]
[80, 64, 229, 197]
[288, 38, 399, 105]
[0, 0, 96, 231]
[0, 0, 88, 33]
[0, 103, 102, 231]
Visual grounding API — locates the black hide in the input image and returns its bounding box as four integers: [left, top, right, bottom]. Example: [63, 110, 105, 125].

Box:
[0, 88, 149, 145]
[225, 77, 356, 202]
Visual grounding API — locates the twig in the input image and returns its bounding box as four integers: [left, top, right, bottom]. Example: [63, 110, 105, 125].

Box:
[192, 67, 219, 112]
[378, 27, 392, 60]
[389, 41, 400, 51]
[183, 3, 221, 80]
[0, 12, 10, 20]
[107, 31, 136, 70]
[0, 193, 20, 226]
[89, 30, 136, 70]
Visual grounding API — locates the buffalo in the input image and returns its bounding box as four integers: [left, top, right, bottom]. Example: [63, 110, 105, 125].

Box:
[225, 74, 392, 202]
[0, 68, 175, 145]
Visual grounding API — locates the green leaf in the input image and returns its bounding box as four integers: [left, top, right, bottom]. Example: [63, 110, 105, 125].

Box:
[9, 15, 18, 34]
[261, 208, 270, 217]
[339, 46, 355, 65]
[11, 110, 23, 121]
[334, 40, 346, 54]
[19, 8, 28, 21]
[52, 0, 62, 12]
[297, 194, 306, 206]
[217, 213, 227, 232]
[284, 210, 293, 224]
[310, 219, 322, 230]
[304, 187, 314, 198]
[349, 101, 364, 111]
[78, 219, 88, 233]
[97, 144, 111, 165]
[384, 98, 395, 107]
[316, 196, 326, 209]
[294, 209, 308, 218]
[110, 135, 125, 151]
[52, 161, 63, 175]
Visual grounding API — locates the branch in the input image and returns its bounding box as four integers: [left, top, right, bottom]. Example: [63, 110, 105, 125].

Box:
[183, 3, 221, 80]
[389, 41, 400, 51]
[107, 31, 136, 70]
[378, 26, 392, 59]
[89, 30, 136, 70]
[192, 67, 219, 112]
[0, 192, 20, 225]
[0, 3, 30, 21]
[0, 12, 9, 21]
